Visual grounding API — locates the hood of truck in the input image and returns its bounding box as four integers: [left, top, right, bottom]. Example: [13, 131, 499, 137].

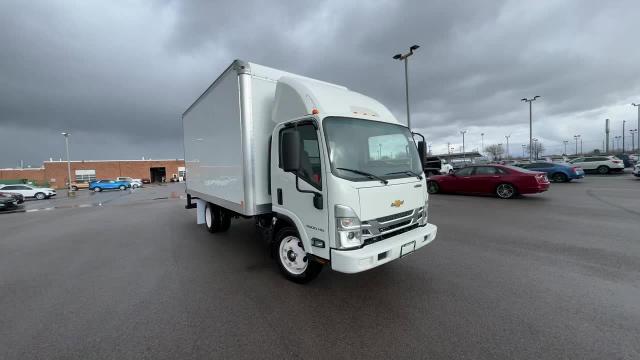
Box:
[357, 180, 425, 221]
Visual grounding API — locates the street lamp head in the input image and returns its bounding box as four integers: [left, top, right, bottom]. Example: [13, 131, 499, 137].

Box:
[393, 54, 402, 60]
[521, 98, 527, 102]
[534, 95, 540, 100]
[410, 44, 420, 51]
[61, 132, 70, 136]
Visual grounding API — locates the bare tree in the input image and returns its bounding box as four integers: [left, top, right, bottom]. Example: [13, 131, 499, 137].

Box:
[485, 144, 504, 160]
[527, 143, 546, 160]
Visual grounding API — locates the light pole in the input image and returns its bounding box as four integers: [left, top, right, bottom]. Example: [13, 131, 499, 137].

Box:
[580, 137, 583, 155]
[460, 130, 467, 163]
[505, 135, 510, 160]
[630, 129, 637, 152]
[563, 140, 568, 155]
[481, 133, 485, 154]
[622, 120, 626, 153]
[498, 143, 503, 160]
[573, 135, 580, 155]
[61, 132, 72, 196]
[633, 103, 640, 154]
[614, 135, 621, 152]
[533, 138, 539, 160]
[521, 144, 526, 158]
[393, 45, 419, 129]
[521, 96, 540, 161]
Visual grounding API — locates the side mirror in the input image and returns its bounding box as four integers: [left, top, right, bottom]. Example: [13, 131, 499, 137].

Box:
[281, 131, 300, 172]
[313, 193, 323, 210]
[416, 140, 426, 168]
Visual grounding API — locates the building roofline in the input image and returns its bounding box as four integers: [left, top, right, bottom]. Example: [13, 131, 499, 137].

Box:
[43, 159, 184, 163]
[0, 167, 44, 171]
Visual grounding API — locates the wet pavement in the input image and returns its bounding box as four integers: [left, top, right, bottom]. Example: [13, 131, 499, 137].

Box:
[0, 177, 639, 359]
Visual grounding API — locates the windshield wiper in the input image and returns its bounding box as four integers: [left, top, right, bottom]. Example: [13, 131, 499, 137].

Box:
[385, 170, 423, 180]
[336, 167, 388, 185]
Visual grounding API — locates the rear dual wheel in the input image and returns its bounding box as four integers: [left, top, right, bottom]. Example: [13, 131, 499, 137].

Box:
[204, 203, 231, 233]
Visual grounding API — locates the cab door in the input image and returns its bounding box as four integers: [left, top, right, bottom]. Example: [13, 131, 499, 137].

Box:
[271, 119, 330, 260]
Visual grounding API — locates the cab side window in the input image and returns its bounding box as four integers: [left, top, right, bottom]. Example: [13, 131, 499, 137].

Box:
[279, 123, 322, 190]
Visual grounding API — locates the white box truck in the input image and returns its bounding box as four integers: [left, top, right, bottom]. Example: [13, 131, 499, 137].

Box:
[182, 60, 437, 283]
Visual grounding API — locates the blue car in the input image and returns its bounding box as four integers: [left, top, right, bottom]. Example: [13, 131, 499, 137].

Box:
[517, 162, 584, 182]
[89, 179, 131, 192]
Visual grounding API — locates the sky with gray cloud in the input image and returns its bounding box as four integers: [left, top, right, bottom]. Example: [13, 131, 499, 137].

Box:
[1, 0, 639, 168]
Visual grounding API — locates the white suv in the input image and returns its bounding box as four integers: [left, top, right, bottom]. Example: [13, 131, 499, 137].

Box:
[0, 184, 56, 200]
[569, 156, 625, 174]
[633, 164, 640, 177]
[116, 177, 143, 189]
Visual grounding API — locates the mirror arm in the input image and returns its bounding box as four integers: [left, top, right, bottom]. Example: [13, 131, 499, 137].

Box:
[295, 175, 323, 210]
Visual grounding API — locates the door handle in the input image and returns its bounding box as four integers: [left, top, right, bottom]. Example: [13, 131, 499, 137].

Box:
[277, 188, 283, 205]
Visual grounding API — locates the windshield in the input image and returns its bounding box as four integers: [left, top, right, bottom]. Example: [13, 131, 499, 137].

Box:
[323, 117, 423, 181]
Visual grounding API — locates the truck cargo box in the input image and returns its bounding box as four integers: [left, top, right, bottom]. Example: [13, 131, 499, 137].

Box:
[182, 60, 340, 216]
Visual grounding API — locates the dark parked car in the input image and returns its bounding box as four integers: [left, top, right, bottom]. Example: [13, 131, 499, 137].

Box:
[0, 191, 25, 204]
[0, 194, 19, 211]
[517, 162, 584, 182]
[427, 165, 550, 199]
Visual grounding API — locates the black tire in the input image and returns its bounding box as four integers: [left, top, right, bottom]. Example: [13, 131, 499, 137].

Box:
[273, 227, 323, 284]
[427, 180, 440, 194]
[551, 172, 568, 182]
[94, 187, 102, 192]
[34, 192, 46, 200]
[496, 183, 516, 199]
[71, 186, 78, 191]
[597, 165, 609, 174]
[204, 203, 231, 233]
[119, 185, 126, 190]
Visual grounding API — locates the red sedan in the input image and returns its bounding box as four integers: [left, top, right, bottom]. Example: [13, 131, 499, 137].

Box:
[427, 165, 550, 199]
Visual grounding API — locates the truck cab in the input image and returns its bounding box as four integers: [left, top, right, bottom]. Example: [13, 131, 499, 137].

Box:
[265, 78, 437, 281]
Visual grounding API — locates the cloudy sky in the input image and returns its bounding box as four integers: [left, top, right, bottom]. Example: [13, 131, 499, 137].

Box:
[1, 0, 639, 168]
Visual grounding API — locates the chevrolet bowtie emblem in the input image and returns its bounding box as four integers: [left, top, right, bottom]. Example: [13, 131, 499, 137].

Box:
[391, 200, 404, 208]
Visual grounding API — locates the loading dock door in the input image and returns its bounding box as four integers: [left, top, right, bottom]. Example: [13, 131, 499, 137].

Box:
[150, 167, 166, 182]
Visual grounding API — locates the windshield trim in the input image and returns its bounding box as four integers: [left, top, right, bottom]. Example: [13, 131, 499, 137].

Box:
[322, 116, 423, 182]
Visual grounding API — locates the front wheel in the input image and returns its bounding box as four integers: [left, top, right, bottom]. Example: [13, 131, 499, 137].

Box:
[496, 183, 516, 199]
[71, 186, 78, 191]
[93, 187, 102, 192]
[34, 192, 46, 200]
[274, 227, 323, 283]
[119, 185, 126, 190]
[427, 181, 440, 194]
[597, 165, 609, 174]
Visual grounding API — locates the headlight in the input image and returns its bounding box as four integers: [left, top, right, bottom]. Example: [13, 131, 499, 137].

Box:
[335, 205, 363, 249]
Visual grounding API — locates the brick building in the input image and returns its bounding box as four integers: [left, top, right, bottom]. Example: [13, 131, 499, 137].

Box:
[1, 159, 185, 189]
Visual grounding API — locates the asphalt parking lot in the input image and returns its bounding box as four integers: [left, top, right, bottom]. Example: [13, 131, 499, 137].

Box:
[1, 176, 639, 359]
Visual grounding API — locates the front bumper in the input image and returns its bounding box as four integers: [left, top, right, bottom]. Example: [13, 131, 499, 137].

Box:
[330, 223, 437, 274]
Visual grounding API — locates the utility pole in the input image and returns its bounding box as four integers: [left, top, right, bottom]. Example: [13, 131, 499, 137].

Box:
[460, 130, 467, 163]
[61, 132, 72, 196]
[521, 96, 540, 161]
[505, 135, 511, 160]
[630, 129, 637, 152]
[393, 45, 419, 129]
[605, 118, 610, 154]
[563, 140, 568, 155]
[633, 104, 640, 154]
[573, 135, 580, 155]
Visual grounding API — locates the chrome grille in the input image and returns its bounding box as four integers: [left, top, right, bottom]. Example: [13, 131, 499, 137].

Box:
[361, 207, 423, 243]
[377, 210, 413, 223]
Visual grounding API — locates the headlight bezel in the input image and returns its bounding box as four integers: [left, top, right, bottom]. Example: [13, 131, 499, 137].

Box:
[335, 205, 363, 250]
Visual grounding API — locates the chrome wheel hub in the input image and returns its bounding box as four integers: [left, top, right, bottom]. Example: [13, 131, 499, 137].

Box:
[279, 236, 308, 275]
